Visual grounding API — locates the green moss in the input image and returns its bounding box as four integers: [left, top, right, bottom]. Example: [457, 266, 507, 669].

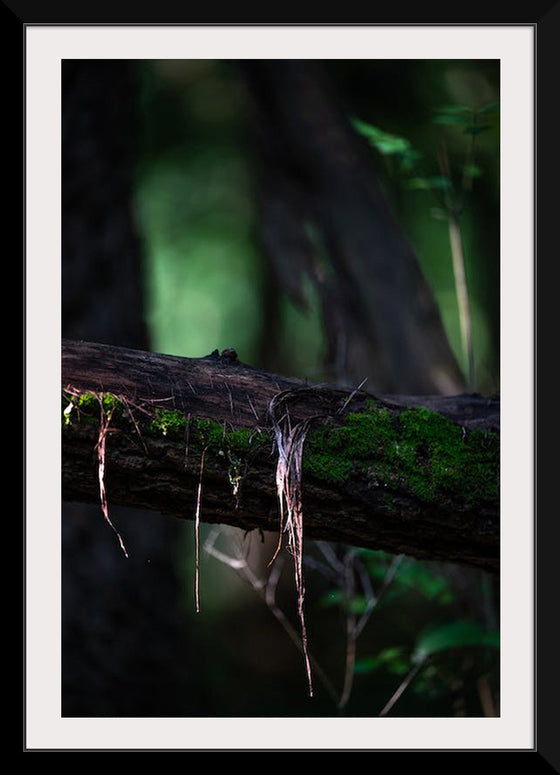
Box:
[100, 392, 124, 417]
[303, 404, 498, 507]
[149, 408, 189, 437]
[227, 427, 260, 451]
[62, 391, 270, 452]
[188, 420, 271, 455]
[76, 392, 98, 412]
[146, 414, 272, 485]
[304, 409, 394, 483]
[62, 389, 498, 508]
[142, 410, 273, 479]
[62, 391, 126, 426]
[395, 408, 498, 504]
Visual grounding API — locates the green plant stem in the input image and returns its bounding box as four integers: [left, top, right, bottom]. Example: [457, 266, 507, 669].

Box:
[447, 214, 475, 390]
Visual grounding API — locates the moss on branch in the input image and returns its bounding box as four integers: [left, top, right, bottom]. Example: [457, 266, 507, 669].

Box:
[303, 402, 498, 509]
[62, 390, 498, 513]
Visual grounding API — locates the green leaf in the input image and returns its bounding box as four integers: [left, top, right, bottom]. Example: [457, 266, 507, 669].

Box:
[351, 116, 412, 156]
[374, 135, 411, 156]
[354, 646, 409, 675]
[412, 621, 499, 664]
[351, 117, 387, 143]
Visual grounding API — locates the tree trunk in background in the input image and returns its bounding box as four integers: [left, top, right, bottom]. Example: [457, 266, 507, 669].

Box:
[62, 61, 150, 351]
[61, 60, 201, 716]
[239, 60, 465, 395]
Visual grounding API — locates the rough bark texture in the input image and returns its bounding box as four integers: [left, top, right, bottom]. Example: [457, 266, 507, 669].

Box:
[62, 339, 500, 574]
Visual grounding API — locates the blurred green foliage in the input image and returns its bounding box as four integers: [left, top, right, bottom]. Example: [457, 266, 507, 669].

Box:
[134, 58, 499, 391]
[353, 95, 499, 390]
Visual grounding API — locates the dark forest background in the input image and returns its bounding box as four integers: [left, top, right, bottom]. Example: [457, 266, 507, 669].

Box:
[61, 58, 500, 718]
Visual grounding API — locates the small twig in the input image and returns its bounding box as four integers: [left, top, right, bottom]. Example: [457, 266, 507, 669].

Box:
[338, 550, 403, 709]
[203, 527, 248, 571]
[203, 528, 339, 704]
[337, 377, 368, 414]
[379, 659, 425, 717]
[315, 541, 345, 576]
[226, 383, 235, 421]
[122, 398, 149, 455]
[246, 393, 259, 422]
[338, 550, 358, 710]
[353, 556, 377, 640]
[304, 542, 343, 583]
[378, 554, 404, 598]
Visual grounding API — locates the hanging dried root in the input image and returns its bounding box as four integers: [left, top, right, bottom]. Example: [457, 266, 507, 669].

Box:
[95, 394, 129, 558]
[63, 387, 138, 557]
[268, 389, 318, 697]
[193, 446, 208, 613]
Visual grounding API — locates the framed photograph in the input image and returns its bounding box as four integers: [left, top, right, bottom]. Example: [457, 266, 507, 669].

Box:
[21, 13, 545, 757]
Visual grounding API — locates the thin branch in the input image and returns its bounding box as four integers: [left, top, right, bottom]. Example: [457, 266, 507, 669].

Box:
[203, 527, 339, 704]
[338, 550, 358, 710]
[378, 659, 425, 717]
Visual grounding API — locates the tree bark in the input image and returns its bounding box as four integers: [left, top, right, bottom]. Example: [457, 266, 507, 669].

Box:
[62, 339, 500, 574]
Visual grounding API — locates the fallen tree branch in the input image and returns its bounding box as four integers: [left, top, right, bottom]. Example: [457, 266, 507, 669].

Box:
[61, 339, 500, 573]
